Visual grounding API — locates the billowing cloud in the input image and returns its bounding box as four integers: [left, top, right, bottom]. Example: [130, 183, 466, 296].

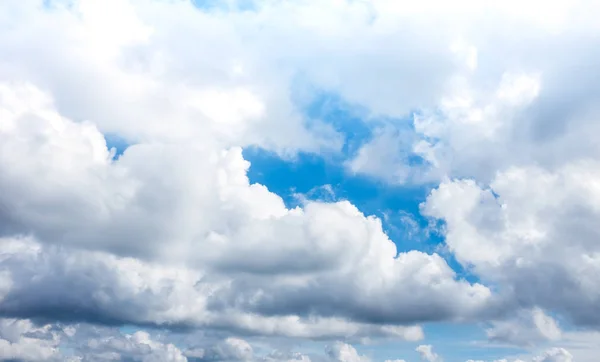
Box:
[416, 345, 441, 362]
[0, 80, 490, 336]
[532, 348, 573, 362]
[325, 342, 370, 362]
[422, 162, 600, 328]
[0, 235, 428, 341]
[485, 308, 562, 347]
[79, 329, 188, 362]
[2, 0, 600, 361]
[0, 318, 66, 361]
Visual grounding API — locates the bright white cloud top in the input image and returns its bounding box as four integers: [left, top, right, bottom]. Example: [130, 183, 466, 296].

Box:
[1, 0, 600, 361]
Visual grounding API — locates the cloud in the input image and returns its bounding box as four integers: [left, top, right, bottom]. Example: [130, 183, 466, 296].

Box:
[339, 0, 600, 185]
[485, 308, 562, 347]
[531, 348, 573, 362]
[0, 80, 491, 336]
[186, 337, 253, 362]
[346, 127, 424, 184]
[427, 345, 573, 362]
[260, 350, 312, 362]
[79, 329, 188, 362]
[0, 318, 66, 361]
[421, 162, 600, 327]
[0, 318, 322, 362]
[0, 235, 428, 341]
[2, 0, 600, 360]
[325, 342, 370, 362]
[416, 345, 442, 362]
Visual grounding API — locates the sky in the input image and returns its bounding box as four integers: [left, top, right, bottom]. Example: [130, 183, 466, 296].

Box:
[1, 0, 600, 361]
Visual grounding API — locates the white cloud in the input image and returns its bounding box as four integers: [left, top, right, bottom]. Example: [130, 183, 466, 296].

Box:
[421, 161, 600, 327]
[2, 0, 600, 360]
[0, 235, 426, 341]
[442, 346, 574, 362]
[261, 350, 312, 362]
[531, 348, 573, 362]
[0, 318, 69, 362]
[344, 0, 600, 185]
[82, 329, 187, 362]
[0, 80, 491, 336]
[416, 345, 442, 362]
[346, 127, 421, 184]
[485, 308, 561, 347]
[326, 342, 370, 362]
[187, 337, 254, 362]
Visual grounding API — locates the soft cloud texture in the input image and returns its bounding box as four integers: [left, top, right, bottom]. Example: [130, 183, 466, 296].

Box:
[0, 318, 65, 361]
[0, 80, 490, 336]
[422, 162, 600, 328]
[415, 345, 441, 362]
[485, 308, 562, 347]
[326, 342, 370, 362]
[2, 0, 600, 361]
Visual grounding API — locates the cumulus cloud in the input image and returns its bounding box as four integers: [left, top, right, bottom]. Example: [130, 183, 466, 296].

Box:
[432, 346, 575, 362]
[416, 345, 441, 362]
[2, 0, 600, 360]
[341, 0, 600, 185]
[325, 342, 370, 362]
[186, 337, 253, 362]
[485, 308, 562, 347]
[79, 329, 187, 362]
[260, 350, 312, 362]
[346, 127, 419, 184]
[532, 348, 573, 362]
[469, 347, 573, 362]
[0, 318, 322, 362]
[0, 80, 491, 336]
[0, 235, 430, 341]
[421, 162, 600, 328]
[0, 318, 66, 361]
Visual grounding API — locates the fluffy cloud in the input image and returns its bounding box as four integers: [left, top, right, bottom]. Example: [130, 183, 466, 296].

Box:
[342, 0, 600, 185]
[79, 329, 187, 362]
[0, 0, 462, 154]
[2, 0, 600, 360]
[431, 346, 575, 362]
[260, 350, 312, 362]
[0, 80, 491, 336]
[0, 318, 66, 361]
[0, 235, 428, 341]
[0, 319, 321, 362]
[467, 347, 573, 362]
[485, 308, 562, 347]
[422, 162, 600, 328]
[415, 345, 441, 362]
[184, 337, 254, 362]
[532, 348, 573, 362]
[325, 342, 370, 362]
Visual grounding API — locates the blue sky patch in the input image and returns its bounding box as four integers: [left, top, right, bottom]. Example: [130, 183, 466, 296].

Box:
[104, 133, 130, 160]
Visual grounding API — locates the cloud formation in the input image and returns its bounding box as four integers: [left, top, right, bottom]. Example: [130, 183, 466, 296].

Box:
[1, 0, 600, 360]
[422, 163, 600, 328]
[0, 79, 489, 337]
